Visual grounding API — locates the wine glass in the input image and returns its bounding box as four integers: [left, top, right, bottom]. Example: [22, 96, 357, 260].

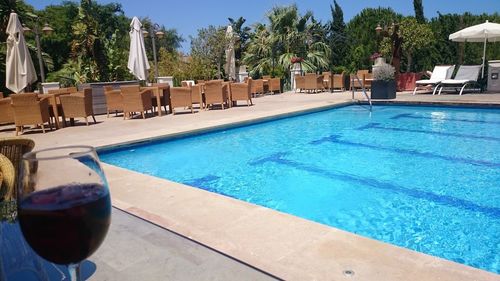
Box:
[17, 146, 112, 281]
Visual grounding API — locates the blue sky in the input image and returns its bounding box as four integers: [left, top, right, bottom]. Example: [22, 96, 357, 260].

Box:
[29, 0, 498, 52]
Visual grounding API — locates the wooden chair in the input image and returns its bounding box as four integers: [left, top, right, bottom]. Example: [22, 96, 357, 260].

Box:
[294, 75, 305, 92]
[11, 93, 52, 135]
[262, 75, 271, 79]
[120, 85, 153, 119]
[59, 88, 96, 126]
[170, 87, 193, 114]
[230, 79, 253, 106]
[269, 78, 281, 94]
[0, 98, 14, 125]
[150, 83, 170, 114]
[104, 86, 123, 117]
[204, 80, 229, 110]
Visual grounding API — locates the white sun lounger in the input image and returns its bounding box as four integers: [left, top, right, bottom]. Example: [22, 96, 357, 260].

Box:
[437, 65, 482, 95]
[412, 65, 455, 95]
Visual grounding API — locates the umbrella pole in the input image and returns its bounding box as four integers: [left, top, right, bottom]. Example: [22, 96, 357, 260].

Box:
[482, 36, 487, 78]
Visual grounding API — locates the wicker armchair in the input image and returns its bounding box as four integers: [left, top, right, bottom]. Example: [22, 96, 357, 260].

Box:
[0, 98, 14, 125]
[59, 88, 96, 126]
[151, 83, 170, 114]
[0, 137, 35, 200]
[103, 86, 123, 117]
[304, 73, 324, 93]
[350, 70, 371, 91]
[120, 85, 153, 119]
[332, 72, 346, 91]
[322, 72, 332, 91]
[251, 79, 264, 97]
[230, 79, 253, 106]
[294, 75, 305, 92]
[204, 80, 229, 110]
[190, 84, 204, 109]
[11, 93, 52, 135]
[170, 87, 193, 114]
[269, 78, 281, 94]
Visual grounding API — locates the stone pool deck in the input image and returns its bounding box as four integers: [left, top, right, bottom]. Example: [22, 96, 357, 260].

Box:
[1, 91, 499, 280]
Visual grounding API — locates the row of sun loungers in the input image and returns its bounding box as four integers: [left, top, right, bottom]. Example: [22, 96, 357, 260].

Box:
[413, 65, 482, 95]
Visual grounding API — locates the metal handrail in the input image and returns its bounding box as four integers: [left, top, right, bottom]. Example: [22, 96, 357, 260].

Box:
[351, 74, 372, 112]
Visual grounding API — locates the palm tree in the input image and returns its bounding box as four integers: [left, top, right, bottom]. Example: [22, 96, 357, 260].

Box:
[243, 5, 330, 82]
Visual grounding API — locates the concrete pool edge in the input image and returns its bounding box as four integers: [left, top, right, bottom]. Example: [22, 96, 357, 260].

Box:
[103, 164, 498, 281]
[96, 101, 499, 280]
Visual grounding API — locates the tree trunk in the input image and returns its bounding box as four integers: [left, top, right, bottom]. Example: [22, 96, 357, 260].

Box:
[406, 52, 413, 73]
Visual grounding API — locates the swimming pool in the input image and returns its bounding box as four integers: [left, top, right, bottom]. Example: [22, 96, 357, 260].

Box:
[100, 105, 500, 273]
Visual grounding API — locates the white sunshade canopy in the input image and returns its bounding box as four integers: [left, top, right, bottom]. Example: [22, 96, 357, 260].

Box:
[449, 20, 500, 78]
[449, 20, 500, 42]
[6, 12, 37, 93]
[127, 16, 150, 81]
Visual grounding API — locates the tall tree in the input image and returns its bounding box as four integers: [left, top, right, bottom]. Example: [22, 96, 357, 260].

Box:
[413, 0, 425, 23]
[228, 17, 251, 68]
[190, 25, 228, 79]
[70, 0, 108, 82]
[346, 7, 402, 71]
[327, 0, 348, 69]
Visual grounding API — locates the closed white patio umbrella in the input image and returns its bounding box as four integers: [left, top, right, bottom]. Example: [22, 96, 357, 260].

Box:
[128, 17, 150, 81]
[6, 12, 37, 93]
[225, 25, 236, 81]
[449, 20, 500, 78]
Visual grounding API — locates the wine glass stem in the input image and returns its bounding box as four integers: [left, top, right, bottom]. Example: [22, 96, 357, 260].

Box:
[68, 263, 81, 281]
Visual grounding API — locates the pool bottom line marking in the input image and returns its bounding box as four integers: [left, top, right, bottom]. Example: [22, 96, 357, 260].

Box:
[309, 134, 500, 168]
[357, 122, 500, 142]
[391, 113, 500, 125]
[249, 152, 500, 219]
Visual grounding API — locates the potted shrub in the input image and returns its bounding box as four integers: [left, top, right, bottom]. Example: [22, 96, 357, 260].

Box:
[371, 64, 396, 99]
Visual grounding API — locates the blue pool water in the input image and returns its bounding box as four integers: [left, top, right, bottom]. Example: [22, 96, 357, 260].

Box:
[100, 105, 500, 273]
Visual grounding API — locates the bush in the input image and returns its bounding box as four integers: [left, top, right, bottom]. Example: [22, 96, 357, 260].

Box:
[373, 64, 395, 81]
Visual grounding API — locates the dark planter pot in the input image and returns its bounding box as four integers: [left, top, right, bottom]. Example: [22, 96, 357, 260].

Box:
[371, 80, 396, 99]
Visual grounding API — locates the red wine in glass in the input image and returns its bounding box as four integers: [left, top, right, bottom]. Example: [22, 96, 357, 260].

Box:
[17, 146, 112, 281]
[18, 183, 111, 265]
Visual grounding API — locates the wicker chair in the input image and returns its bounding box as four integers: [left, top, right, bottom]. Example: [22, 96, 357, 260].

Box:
[151, 83, 170, 114]
[204, 80, 229, 110]
[190, 84, 204, 109]
[59, 88, 96, 126]
[294, 75, 305, 92]
[332, 72, 346, 91]
[251, 79, 264, 97]
[350, 70, 371, 91]
[11, 93, 52, 135]
[269, 78, 281, 94]
[0, 98, 14, 125]
[230, 79, 253, 106]
[120, 85, 153, 119]
[262, 75, 271, 79]
[0, 137, 35, 200]
[304, 73, 324, 93]
[170, 87, 193, 114]
[104, 86, 123, 117]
